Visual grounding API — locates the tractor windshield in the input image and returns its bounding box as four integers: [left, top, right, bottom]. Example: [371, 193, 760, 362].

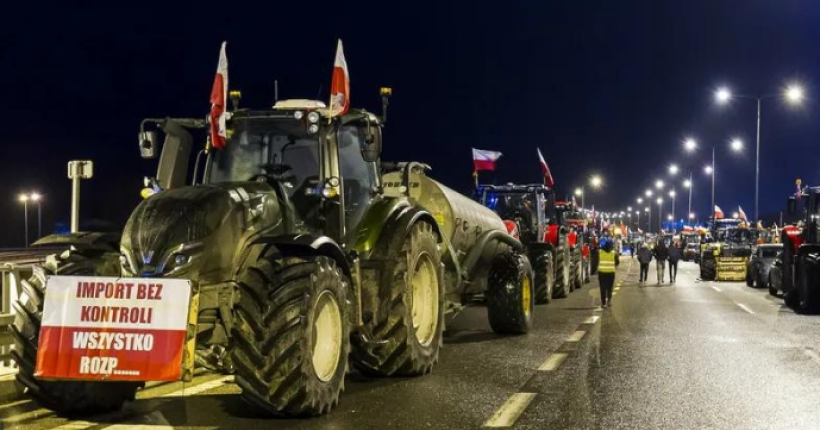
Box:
[483, 192, 540, 226]
[210, 116, 319, 196]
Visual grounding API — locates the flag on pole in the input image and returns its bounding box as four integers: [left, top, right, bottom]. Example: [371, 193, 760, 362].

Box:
[472, 148, 503, 171]
[209, 41, 228, 150]
[738, 206, 748, 221]
[714, 205, 724, 219]
[536, 148, 555, 188]
[329, 39, 350, 117]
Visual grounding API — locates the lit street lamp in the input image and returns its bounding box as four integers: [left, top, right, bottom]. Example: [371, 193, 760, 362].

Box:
[656, 198, 664, 231]
[685, 138, 742, 222]
[575, 174, 603, 209]
[683, 176, 693, 224]
[18, 192, 43, 245]
[645, 207, 651, 231]
[669, 164, 679, 175]
[669, 189, 676, 220]
[714, 83, 805, 220]
[655, 179, 665, 190]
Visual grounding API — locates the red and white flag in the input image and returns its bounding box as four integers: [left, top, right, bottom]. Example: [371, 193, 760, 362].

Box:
[472, 148, 503, 171]
[209, 41, 228, 150]
[536, 148, 555, 188]
[329, 39, 350, 117]
[738, 206, 748, 221]
[714, 205, 724, 219]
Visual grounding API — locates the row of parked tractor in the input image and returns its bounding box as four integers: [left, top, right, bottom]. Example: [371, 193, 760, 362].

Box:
[9, 81, 601, 419]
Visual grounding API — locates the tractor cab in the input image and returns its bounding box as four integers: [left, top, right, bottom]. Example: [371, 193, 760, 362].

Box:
[477, 183, 555, 244]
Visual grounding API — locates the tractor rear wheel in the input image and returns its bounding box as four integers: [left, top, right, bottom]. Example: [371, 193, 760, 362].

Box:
[351, 221, 444, 376]
[232, 253, 350, 417]
[487, 252, 534, 334]
[700, 258, 716, 281]
[553, 246, 571, 298]
[533, 251, 554, 304]
[10, 251, 141, 416]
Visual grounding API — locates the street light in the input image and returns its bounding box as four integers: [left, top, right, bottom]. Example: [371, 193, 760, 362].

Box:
[645, 206, 651, 231]
[656, 198, 663, 231]
[669, 189, 676, 220]
[575, 175, 603, 209]
[714, 83, 805, 220]
[645, 189, 653, 198]
[18, 194, 29, 246]
[684, 138, 697, 152]
[655, 179, 664, 189]
[687, 138, 740, 221]
[683, 177, 693, 221]
[730, 138, 743, 152]
[669, 164, 679, 175]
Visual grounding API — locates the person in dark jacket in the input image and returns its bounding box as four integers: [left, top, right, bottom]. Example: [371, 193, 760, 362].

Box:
[668, 240, 683, 284]
[653, 240, 669, 284]
[637, 243, 653, 284]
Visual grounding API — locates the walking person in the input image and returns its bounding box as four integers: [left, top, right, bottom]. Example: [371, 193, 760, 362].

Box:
[597, 237, 620, 308]
[668, 240, 683, 284]
[653, 239, 669, 284]
[637, 242, 653, 284]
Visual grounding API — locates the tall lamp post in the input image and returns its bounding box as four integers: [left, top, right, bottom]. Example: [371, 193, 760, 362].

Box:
[18, 194, 29, 247]
[684, 138, 743, 221]
[575, 174, 603, 210]
[656, 197, 663, 231]
[669, 189, 676, 221]
[31, 193, 42, 239]
[683, 174, 693, 223]
[715, 84, 805, 221]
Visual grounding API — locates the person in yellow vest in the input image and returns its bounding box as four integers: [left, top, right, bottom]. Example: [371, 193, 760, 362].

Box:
[598, 237, 620, 308]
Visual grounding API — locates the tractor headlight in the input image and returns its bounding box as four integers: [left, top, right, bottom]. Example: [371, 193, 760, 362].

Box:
[294, 110, 304, 120]
[307, 111, 320, 123]
[308, 124, 319, 134]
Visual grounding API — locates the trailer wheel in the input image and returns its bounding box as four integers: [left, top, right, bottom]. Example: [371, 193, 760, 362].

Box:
[10, 251, 140, 416]
[232, 253, 349, 417]
[533, 251, 554, 304]
[553, 246, 571, 298]
[487, 252, 534, 334]
[351, 221, 444, 376]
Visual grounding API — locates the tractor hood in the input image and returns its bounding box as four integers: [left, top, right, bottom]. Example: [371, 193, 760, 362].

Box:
[120, 183, 282, 281]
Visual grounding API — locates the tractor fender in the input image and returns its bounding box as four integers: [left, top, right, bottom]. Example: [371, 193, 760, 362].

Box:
[31, 231, 120, 252]
[249, 234, 352, 280]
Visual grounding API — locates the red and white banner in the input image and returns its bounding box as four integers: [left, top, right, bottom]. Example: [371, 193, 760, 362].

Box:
[738, 206, 748, 221]
[536, 148, 555, 188]
[329, 39, 350, 117]
[210, 41, 229, 150]
[472, 148, 502, 171]
[36, 276, 192, 382]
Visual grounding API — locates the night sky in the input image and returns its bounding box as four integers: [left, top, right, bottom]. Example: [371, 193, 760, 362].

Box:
[2, 1, 819, 247]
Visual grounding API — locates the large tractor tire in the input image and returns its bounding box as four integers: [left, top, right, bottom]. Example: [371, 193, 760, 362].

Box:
[582, 256, 591, 284]
[552, 246, 571, 298]
[533, 251, 554, 304]
[351, 221, 444, 377]
[700, 258, 716, 281]
[10, 250, 141, 416]
[788, 258, 820, 314]
[232, 253, 350, 417]
[571, 248, 583, 291]
[487, 252, 534, 334]
[768, 274, 779, 297]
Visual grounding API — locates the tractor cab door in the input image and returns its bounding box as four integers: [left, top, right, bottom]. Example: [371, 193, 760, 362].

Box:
[337, 124, 379, 239]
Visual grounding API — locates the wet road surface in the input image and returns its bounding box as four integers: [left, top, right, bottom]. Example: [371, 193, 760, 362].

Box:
[6, 258, 820, 429]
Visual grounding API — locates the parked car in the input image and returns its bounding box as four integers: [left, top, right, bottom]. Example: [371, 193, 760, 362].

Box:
[747, 243, 783, 288]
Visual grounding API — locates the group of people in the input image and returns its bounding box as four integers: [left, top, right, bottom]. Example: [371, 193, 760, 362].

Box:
[634, 239, 683, 284]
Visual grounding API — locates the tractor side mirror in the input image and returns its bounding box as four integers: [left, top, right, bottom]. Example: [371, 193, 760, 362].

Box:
[139, 131, 158, 159]
[361, 123, 382, 163]
[787, 196, 797, 216]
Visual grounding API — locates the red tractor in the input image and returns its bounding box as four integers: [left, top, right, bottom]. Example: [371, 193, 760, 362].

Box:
[554, 200, 592, 286]
[781, 188, 820, 313]
[477, 184, 576, 303]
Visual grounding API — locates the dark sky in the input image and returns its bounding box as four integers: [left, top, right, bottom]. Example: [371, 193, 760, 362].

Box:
[2, 1, 819, 247]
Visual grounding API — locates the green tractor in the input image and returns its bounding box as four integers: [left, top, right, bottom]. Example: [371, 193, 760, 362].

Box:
[699, 219, 753, 281]
[11, 89, 534, 417]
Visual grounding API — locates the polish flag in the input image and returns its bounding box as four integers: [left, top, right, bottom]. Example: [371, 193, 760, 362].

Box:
[329, 39, 350, 117]
[714, 205, 724, 219]
[536, 148, 555, 188]
[738, 206, 748, 221]
[209, 42, 228, 150]
[472, 148, 502, 171]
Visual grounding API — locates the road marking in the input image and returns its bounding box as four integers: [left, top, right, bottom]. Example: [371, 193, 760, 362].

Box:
[566, 330, 586, 342]
[583, 315, 600, 324]
[45, 377, 233, 430]
[537, 353, 568, 371]
[711, 286, 722, 292]
[737, 303, 755, 314]
[484, 392, 537, 427]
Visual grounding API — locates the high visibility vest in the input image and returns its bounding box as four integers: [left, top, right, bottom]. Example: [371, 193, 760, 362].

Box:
[599, 250, 617, 273]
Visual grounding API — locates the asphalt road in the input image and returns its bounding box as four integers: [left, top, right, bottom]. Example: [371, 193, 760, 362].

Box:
[6, 257, 820, 429]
